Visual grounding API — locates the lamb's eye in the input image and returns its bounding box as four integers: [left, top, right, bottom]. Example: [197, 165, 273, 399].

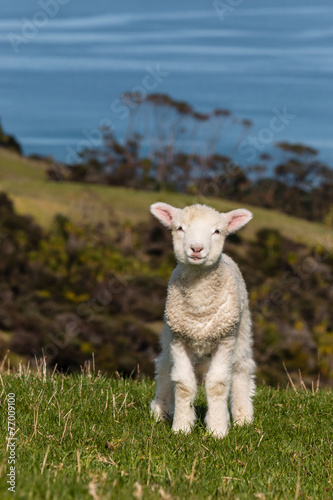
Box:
[214, 229, 221, 235]
[177, 226, 184, 232]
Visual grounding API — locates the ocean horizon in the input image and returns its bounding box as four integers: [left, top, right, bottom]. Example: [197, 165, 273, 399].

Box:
[1, 0, 332, 166]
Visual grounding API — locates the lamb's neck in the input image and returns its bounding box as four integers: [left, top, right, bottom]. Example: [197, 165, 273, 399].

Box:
[176, 255, 224, 286]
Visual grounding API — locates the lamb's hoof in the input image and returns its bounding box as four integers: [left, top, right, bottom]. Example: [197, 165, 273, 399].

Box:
[233, 407, 254, 426]
[150, 400, 171, 422]
[171, 412, 196, 434]
[171, 421, 193, 434]
[207, 425, 229, 439]
[205, 416, 229, 439]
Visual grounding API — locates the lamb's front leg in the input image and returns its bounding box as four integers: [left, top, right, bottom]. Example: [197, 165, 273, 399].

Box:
[170, 340, 197, 434]
[205, 338, 235, 438]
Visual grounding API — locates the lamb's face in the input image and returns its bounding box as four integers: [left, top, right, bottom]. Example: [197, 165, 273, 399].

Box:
[150, 203, 252, 267]
[171, 205, 226, 266]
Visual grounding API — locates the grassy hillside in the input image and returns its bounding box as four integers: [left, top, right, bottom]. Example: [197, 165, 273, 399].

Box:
[0, 364, 332, 500]
[0, 149, 332, 250]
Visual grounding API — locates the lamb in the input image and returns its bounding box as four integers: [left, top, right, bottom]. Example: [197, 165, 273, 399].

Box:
[150, 202, 256, 438]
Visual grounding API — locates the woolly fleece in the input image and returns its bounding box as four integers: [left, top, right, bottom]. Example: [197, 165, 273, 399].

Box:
[150, 202, 256, 438]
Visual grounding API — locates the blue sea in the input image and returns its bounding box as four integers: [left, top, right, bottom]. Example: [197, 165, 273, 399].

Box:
[0, 0, 332, 165]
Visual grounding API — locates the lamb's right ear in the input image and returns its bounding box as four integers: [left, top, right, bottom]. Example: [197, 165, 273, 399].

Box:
[150, 202, 180, 229]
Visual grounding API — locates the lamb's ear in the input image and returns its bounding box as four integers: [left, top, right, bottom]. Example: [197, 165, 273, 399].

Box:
[150, 202, 180, 229]
[225, 209, 253, 234]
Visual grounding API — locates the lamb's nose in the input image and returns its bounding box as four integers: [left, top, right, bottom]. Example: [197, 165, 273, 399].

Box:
[191, 246, 203, 254]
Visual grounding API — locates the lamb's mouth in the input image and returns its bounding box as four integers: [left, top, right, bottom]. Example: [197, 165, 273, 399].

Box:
[188, 255, 205, 263]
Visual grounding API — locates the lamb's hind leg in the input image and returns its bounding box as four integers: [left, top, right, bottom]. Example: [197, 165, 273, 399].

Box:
[151, 325, 174, 421]
[231, 308, 256, 425]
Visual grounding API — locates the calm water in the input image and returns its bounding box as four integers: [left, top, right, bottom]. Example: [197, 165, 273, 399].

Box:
[0, 0, 332, 165]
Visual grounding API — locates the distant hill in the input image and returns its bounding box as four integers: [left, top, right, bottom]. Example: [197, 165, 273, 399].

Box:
[0, 148, 331, 250]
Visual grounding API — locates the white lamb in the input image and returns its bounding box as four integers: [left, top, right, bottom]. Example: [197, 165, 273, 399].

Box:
[150, 202, 255, 438]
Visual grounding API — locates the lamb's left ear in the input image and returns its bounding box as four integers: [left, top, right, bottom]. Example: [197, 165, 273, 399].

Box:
[224, 209, 253, 234]
[150, 202, 181, 229]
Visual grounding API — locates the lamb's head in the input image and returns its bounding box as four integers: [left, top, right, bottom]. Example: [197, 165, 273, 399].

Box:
[150, 202, 252, 267]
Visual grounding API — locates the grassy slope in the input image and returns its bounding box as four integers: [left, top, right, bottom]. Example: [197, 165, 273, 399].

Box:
[0, 149, 332, 249]
[0, 369, 332, 500]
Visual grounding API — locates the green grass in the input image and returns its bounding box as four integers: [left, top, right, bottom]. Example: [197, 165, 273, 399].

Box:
[0, 363, 332, 499]
[0, 149, 332, 249]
